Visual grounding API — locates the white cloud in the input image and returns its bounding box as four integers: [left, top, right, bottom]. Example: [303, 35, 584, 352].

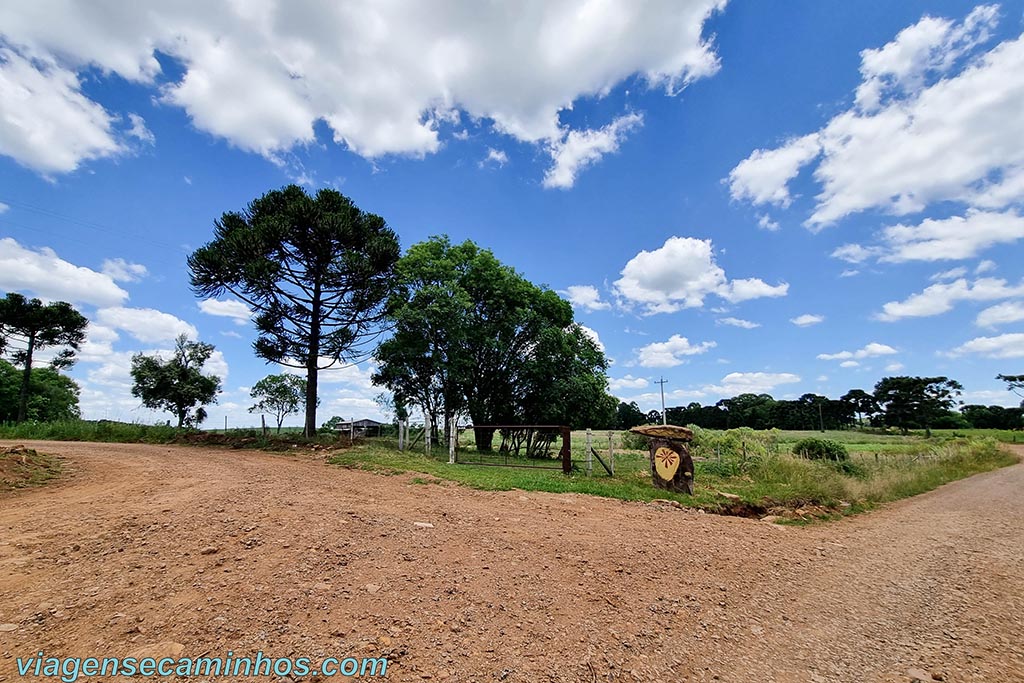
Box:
[818, 342, 898, 361]
[816, 375, 829, 382]
[480, 147, 508, 168]
[0, 237, 128, 306]
[975, 259, 997, 274]
[878, 210, 1024, 262]
[125, 112, 154, 145]
[716, 317, 760, 329]
[703, 371, 801, 396]
[877, 277, 1024, 321]
[976, 301, 1024, 328]
[613, 236, 787, 314]
[0, 48, 123, 174]
[931, 266, 968, 281]
[543, 113, 643, 189]
[577, 324, 604, 352]
[198, 298, 252, 325]
[885, 362, 905, 372]
[0, 202, 8, 214]
[0, 1, 726, 183]
[719, 278, 789, 303]
[101, 257, 148, 283]
[727, 133, 820, 207]
[839, 269, 860, 278]
[790, 313, 824, 327]
[839, 360, 860, 368]
[730, 7, 1024, 228]
[635, 334, 716, 368]
[609, 375, 648, 392]
[854, 5, 998, 111]
[946, 333, 1024, 359]
[756, 214, 780, 231]
[96, 307, 198, 343]
[831, 243, 882, 264]
[562, 284, 610, 312]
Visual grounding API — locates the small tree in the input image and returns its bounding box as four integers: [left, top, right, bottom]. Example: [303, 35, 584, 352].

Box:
[249, 374, 309, 433]
[130, 335, 222, 428]
[0, 293, 87, 422]
[840, 389, 878, 427]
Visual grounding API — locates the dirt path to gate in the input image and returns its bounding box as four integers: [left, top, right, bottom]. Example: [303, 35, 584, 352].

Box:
[1, 441, 1021, 683]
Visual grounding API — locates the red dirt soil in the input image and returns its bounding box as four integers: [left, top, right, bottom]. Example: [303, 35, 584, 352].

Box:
[1, 441, 1022, 682]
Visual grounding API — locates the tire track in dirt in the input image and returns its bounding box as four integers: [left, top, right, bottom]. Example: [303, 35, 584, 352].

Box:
[1, 441, 1021, 682]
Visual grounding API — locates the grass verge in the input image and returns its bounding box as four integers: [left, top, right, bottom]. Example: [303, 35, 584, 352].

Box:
[0, 446, 62, 492]
[329, 436, 1018, 521]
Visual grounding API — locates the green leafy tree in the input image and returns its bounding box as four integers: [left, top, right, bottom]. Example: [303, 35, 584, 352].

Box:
[873, 376, 963, 435]
[373, 237, 615, 449]
[0, 359, 81, 422]
[130, 335, 222, 428]
[0, 293, 88, 422]
[249, 374, 310, 433]
[616, 401, 647, 430]
[840, 389, 878, 427]
[188, 185, 400, 435]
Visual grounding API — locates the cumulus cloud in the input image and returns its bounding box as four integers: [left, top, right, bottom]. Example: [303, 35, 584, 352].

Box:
[729, 6, 1024, 228]
[818, 342, 898, 361]
[480, 147, 508, 168]
[198, 298, 252, 325]
[946, 333, 1024, 359]
[0, 237, 128, 306]
[790, 313, 824, 327]
[756, 214, 780, 231]
[609, 375, 648, 392]
[96, 307, 198, 343]
[0, 48, 123, 174]
[562, 284, 610, 312]
[727, 133, 820, 207]
[125, 113, 154, 145]
[0, 0, 726, 183]
[877, 277, 1024, 321]
[702, 371, 801, 395]
[613, 236, 788, 314]
[577, 324, 605, 352]
[101, 257, 148, 283]
[835, 210, 1024, 265]
[716, 317, 760, 329]
[975, 301, 1024, 328]
[931, 266, 968, 281]
[635, 334, 716, 367]
[543, 113, 643, 189]
[885, 362, 905, 372]
[0, 202, 8, 214]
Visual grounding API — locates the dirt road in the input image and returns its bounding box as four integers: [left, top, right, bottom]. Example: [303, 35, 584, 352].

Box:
[1, 441, 1021, 682]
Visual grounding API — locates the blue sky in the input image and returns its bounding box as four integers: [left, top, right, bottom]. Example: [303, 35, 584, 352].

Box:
[1, 0, 1022, 426]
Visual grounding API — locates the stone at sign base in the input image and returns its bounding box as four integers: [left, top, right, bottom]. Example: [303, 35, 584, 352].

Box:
[629, 424, 695, 494]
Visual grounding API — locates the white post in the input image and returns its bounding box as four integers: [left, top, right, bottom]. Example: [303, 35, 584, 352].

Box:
[586, 428, 593, 476]
[425, 411, 432, 455]
[608, 431, 615, 476]
[448, 417, 456, 464]
[398, 418, 405, 451]
[404, 420, 410, 450]
[350, 417, 354, 442]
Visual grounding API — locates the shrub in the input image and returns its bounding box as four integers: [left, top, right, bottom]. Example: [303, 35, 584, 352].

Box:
[620, 429, 649, 451]
[792, 437, 849, 461]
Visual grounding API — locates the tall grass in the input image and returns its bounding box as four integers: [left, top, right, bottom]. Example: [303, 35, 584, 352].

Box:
[0, 420, 180, 443]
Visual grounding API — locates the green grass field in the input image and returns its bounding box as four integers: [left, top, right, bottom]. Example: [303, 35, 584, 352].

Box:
[329, 428, 1019, 520]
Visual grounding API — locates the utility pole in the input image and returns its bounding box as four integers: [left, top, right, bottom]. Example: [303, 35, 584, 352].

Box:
[655, 377, 668, 425]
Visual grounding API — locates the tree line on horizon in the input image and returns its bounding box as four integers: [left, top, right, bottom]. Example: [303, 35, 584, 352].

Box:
[1, 185, 1021, 436]
[615, 374, 1024, 434]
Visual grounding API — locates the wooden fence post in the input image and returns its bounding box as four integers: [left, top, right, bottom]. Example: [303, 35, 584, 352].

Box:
[448, 417, 456, 464]
[608, 431, 615, 476]
[398, 418, 405, 451]
[425, 411, 432, 456]
[586, 428, 593, 476]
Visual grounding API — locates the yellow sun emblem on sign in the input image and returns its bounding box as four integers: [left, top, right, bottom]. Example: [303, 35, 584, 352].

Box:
[654, 446, 680, 480]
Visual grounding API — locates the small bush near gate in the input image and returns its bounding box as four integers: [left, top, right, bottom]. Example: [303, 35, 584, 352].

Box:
[793, 437, 849, 461]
